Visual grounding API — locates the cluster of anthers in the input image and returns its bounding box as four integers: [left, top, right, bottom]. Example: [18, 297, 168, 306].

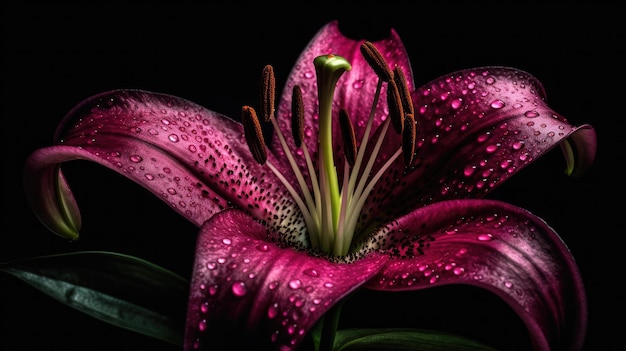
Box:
[241, 41, 416, 257]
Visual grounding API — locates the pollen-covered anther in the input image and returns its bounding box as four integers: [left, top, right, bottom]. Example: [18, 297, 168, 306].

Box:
[260, 65, 276, 122]
[241, 105, 267, 164]
[402, 113, 417, 166]
[386, 79, 404, 134]
[339, 108, 357, 167]
[393, 66, 414, 116]
[360, 41, 394, 82]
[291, 85, 305, 148]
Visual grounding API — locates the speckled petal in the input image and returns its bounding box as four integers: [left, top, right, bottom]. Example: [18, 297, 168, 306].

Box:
[362, 199, 586, 351]
[356, 66, 597, 232]
[23, 90, 306, 244]
[184, 209, 386, 351]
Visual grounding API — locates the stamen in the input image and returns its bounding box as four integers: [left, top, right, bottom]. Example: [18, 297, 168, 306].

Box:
[260, 65, 275, 122]
[291, 85, 305, 147]
[392, 66, 414, 116]
[241, 106, 267, 164]
[339, 108, 357, 167]
[360, 41, 394, 82]
[386, 79, 404, 134]
[402, 113, 417, 166]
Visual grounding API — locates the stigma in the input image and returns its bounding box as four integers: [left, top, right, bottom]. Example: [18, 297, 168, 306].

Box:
[242, 41, 415, 257]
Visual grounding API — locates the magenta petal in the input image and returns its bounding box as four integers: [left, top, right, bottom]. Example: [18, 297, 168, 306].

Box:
[23, 90, 302, 241]
[184, 209, 386, 351]
[364, 199, 586, 351]
[359, 66, 597, 228]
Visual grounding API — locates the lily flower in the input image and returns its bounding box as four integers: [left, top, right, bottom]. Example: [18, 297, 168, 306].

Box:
[23, 21, 596, 351]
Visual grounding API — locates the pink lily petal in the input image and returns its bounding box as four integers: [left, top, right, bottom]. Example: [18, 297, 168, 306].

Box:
[356, 67, 597, 230]
[23, 90, 308, 245]
[184, 209, 386, 351]
[272, 21, 596, 237]
[362, 199, 586, 351]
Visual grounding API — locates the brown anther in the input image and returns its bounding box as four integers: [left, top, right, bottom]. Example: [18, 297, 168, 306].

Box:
[339, 109, 357, 167]
[291, 85, 305, 148]
[360, 41, 394, 82]
[260, 65, 276, 122]
[402, 113, 416, 166]
[393, 66, 414, 116]
[241, 105, 267, 164]
[386, 79, 404, 134]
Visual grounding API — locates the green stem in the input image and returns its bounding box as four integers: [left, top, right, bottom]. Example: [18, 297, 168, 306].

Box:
[318, 299, 345, 351]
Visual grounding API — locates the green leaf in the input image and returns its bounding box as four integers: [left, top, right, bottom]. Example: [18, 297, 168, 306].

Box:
[333, 328, 497, 351]
[0, 251, 188, 346]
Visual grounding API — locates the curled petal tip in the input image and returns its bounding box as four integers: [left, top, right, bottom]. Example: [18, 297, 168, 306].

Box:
[23, 147, 82, 240]
[562, 124, 597, 177]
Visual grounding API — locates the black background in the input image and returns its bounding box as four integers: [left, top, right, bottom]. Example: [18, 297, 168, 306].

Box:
[2, 3, 617, 350]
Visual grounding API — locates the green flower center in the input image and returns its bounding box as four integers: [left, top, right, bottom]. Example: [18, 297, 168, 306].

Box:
[242, 42, 415, 257]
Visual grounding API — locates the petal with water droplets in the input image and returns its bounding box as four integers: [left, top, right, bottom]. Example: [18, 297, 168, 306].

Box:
[23, 90, 303, 243]
[184, 209, 386, 351]
[362, 199, 586, 351]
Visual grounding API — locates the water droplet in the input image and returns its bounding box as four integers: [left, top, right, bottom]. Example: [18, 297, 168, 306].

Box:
[463, 164, 476, 176]
[268, 281, 279, 290]
[167, 188, 177, 195]
[168, 134, 179, 142]
[268, 303, 279, 318]
[129, 155, 143, 163]
[323, 282, 334, 288]
[512, 141, 524, 150]
[450, 98, 462, 109]
[206, 262, 217, 270]
[303, 268, 319, 277]
[490, 100, 505, 109]
[288, 279, 303, 290]
[485, 77, 495, 84]
[453, 267, 465, 275]
[231, 281, 247, 296]
[222, 238, 232, 245]
[144, 173, 155, 180]
[200, 301, 209, 313]
[198, 319, 207, 331]
[485, 144, 499, 153]
[256, 244, 270, 251]
[477, 233, 493, 241]
[352, 79, 364, 89]
[524, 110, 539, 118]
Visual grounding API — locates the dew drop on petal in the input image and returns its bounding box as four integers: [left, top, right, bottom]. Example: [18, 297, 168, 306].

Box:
[222, 238, 232, 245]
[231, 281, 247, 296]
[168, 134, 180, 142]
[268, 303, 279, 319]
[198, 319, 207, 331]
[289, 279, 303, 290]
[477, 233, 493, 241]
[490, 100, 505, 109]
[303, 268, 319, 277]
[129, 155, 143, 163]
[256, 244, 270, 252]
[463, 164, 476, 177]
[524, 110, 539, 118]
